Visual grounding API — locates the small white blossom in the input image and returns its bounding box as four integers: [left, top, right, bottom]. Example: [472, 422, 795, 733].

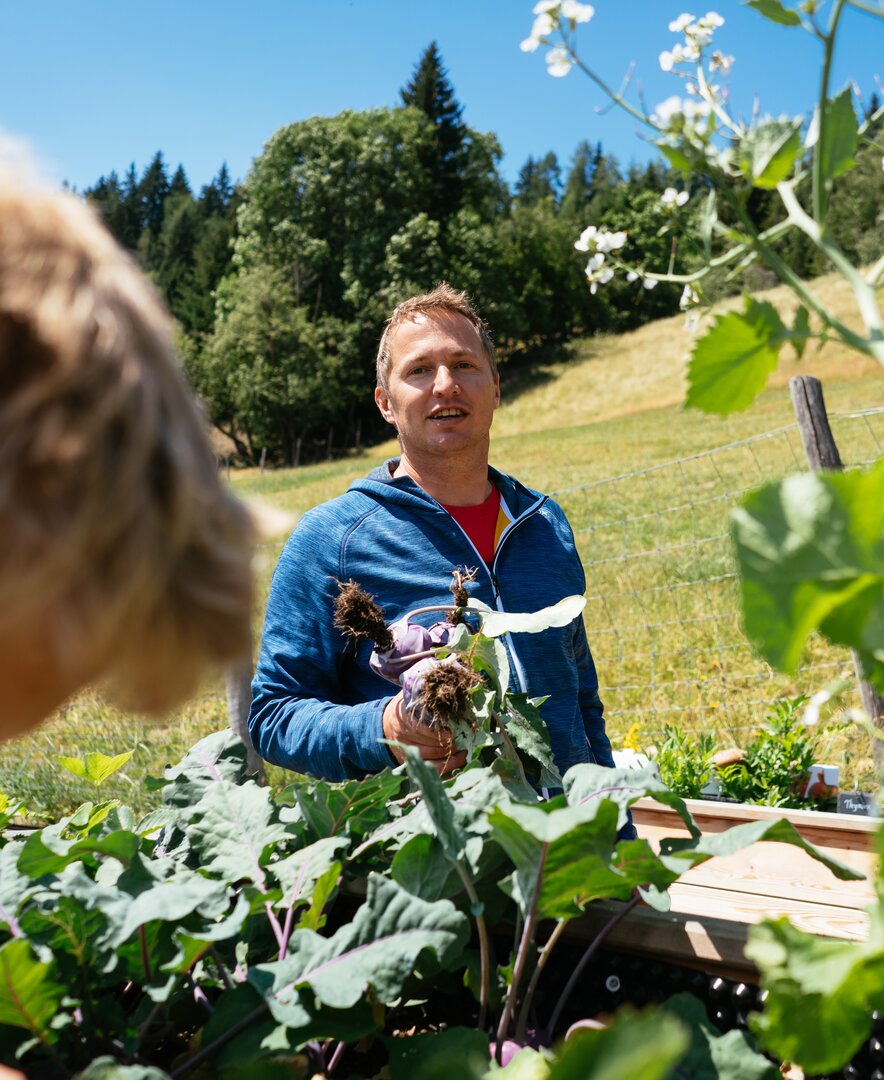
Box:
[626, 270, 640, 282]
[643, 278, 658, 290]
[709, 50, 734, 74]
[561, 0, 594, 21]
[701, 10, 724, 27]
[586, 261, 614, 294]
[586, 252, 606, 272]
[532, 11, 556, 36]
[682, 39, 701, 60]
[546, 46, 573, 77]
[533, 0, 560, 12]
[574, 225, 599, 252]
[669, 12, 695, 32]
[520, 35, 542, 52]
[652, 95, 685, 128]
[680, 283, 700, 309]
[597, 229, 627, 252]
[659, 50, 676, 72]
[575, 226, 627, 254]
[661, 186, 690, 208]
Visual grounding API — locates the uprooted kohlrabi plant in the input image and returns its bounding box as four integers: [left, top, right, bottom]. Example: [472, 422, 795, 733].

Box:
[334, 568, 583, 788]
[0, 721, 864, 1078]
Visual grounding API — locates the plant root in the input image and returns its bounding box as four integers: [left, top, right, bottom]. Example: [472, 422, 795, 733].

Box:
[333, 580, 394, 651]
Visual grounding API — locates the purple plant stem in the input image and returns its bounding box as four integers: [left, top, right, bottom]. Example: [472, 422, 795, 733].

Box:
[495, 845, 548, 1061]
[547, 890, 643, 1035]
[515, 917, 568, 1042]
[265, 901, 286, 953]
[454, 864, 492, 1031]
[278, 904, 295, 961]
[327, 1039, 347, 1073]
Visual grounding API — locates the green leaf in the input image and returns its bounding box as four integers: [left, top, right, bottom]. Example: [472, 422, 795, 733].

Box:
[388, 1026, 490, 1080]
[739, 117, 803, 188]
[0, 939, 65, 1044]
[792, 304, 810, 359]
[74, 1057, 171, 1079]
[745, 0, 801, 26]
[57, 750, 134, 786]
[699, 189, 717, 260]
[657, 143, 695, 172]
[470, 595, 586, 638]
[268, 836, 347, 913]
[159, 729, 251, 812]
[814, 86, 859, 182]
[250, 874, 468, 1026]
[391, 834, 461, 901]
[402, 747, 468, 863]
[746, 916, 884, 1073]
[162, 892, 251, 973]
[660, 992, 779, 1079]
[545, 1010, 688, 1080]
[564, 763, 700, 838]
[184, 780, 289, 888]
[17, 827, 140, 878]
[504, 695, 562, 789]
[686, 297, 788, 414]
[281, 770, 404, 841]
[463, 632, 510, 699]
[731, 463, 884, 688]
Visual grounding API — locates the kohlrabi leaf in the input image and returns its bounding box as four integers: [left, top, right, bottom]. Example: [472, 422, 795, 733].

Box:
[402, 748, 468, 863]
[563, 764, 700, 838]
[387, 1025, 491, 1080]
[504, 694, 562, 790]
[280, 770, 404, 841]
[544, 1007, 689, 1080]
[456, 631, 510, 700]
[686, 298, 788, 414]
[391, 834, 461, 902]
[660, 993, 778, 1079]
[249, 874, 468, 1024]
[158, 730, 252, 812]
[746, 916, 884, 1074]
[268, 836, 348, 913]
[57, 750, 134, 787]
[162, 892, 252, 974]
[471, 595, 586, 638]
[0, 939, 65, 1044]
[731, 463, 884, 690]
[184, 780, 289, 889]
[746, 0, 801, 27]
[17, 826, 140, 879]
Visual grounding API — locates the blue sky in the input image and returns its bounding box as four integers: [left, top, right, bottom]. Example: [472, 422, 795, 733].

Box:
[1, 1, 880, 193]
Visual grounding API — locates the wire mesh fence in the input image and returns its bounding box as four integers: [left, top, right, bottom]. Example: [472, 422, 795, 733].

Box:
[551, 406, 884, 743]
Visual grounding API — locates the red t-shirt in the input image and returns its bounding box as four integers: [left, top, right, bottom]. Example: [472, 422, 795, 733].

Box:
[442, 485, 501, 563]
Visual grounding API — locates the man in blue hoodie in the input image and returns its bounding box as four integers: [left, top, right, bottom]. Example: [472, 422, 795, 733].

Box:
[249, 284, 616, 782]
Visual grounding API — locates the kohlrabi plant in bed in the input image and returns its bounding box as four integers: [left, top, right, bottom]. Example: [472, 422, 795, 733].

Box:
[0, 583, 864, 1078]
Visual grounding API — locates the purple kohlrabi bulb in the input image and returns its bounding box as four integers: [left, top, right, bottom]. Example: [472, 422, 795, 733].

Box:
[400, 656, 437, 724]
[369, 616, 432, 683]
[427, 621, 452, 647]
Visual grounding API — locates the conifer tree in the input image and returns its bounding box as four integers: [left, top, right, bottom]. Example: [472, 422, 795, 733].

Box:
[140, 151, 170, 237]
[169, 163, 192, 198]
[515, 152, 562, 207]
[400, 42, 467, 222]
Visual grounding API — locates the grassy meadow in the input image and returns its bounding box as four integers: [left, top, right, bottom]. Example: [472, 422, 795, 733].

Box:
[4, 271, 882, 819]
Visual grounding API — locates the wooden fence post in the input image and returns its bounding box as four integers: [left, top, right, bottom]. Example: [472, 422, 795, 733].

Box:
[789, 375, 884, 750]
[225, 656, 266, 782]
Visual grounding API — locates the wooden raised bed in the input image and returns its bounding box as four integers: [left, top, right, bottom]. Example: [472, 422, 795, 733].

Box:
[566, 797, 877, 981]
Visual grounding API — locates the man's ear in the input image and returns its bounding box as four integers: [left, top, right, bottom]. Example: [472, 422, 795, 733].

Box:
[375, 385, 395, 426]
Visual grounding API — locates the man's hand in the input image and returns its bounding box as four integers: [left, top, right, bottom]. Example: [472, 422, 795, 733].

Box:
[383, 692, 467, 774]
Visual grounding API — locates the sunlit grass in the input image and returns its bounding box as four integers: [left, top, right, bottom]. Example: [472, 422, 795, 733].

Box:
[5, 269, 880, 819]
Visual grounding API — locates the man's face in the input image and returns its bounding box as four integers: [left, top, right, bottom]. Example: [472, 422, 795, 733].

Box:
[374, 311, 500, 462]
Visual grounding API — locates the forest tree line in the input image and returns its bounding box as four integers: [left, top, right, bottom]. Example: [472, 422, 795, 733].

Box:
[83, 44, 884, 466]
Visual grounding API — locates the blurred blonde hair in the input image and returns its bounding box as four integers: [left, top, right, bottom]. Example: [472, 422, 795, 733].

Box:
[0, 173, 254, 714]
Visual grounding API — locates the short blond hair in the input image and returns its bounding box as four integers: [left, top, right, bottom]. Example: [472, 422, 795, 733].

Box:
[375, 282, 496, 391]
[0, 176, 254, 715]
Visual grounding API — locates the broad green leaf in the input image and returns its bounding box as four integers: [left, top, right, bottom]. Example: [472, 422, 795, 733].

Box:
[19, 896, 112, 977]
[162, 892, 252, 973]
[0, 939, 65, 1044]
[159, 729, 251, 812]
[659, 816, 864, 881]
[268, 836, 347, 912]
[74, 1057, 171, 1078]
[686, 298, 788, 414]
[57, 750, 133, 786]
[60, 853, 230, 950]
[391, 833, 461, 901]
[544, 1007, 688, 1080]
[0, 791, 26, 829]
[250, 874, 468, 1024]
[462, 632, 510, 699]
[745, 0, 801, 26]
[792, 304, 810, 359]
[0, 844, 37, 933]
[657, 143, 695, 172]
[739, 117, 802, 188]
[747, 915, 884, 1073]
[564, 763, 700, 838]
[17, 827, 140, 878]
[471, 595, 586, 637]
[280, 769, 404, 841]
[504, 694, 562, 790]
[403, 747, 467, 863]
[185, 780, 288, 889]
[731, 463, 884, 689]
[296, 862, 341, 932]
[816, 86, 859, 182]
[65, 800, 121, 836]
[660, 993, 778, 1079]
[388, 1026, 490, 1080]
[493, 1048, 553, 1078]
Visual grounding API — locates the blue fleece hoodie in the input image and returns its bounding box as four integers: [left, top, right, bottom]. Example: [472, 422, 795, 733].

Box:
[248, 461, 615, 782]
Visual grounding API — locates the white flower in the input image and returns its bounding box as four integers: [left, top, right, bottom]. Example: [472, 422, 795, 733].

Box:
[597, 229, 627, 252]
[520, 35, 542, 52]
[586, 252, 606, 272]
[709, 50, 734, 74]
[533, 0, 560, 12]
[680, 283, 700, 309]
[546, 46, 573, 77]
[587, 264, 614, 293]
[682, 39, 701, 60]
[685, 22, 713, 47]
[668, 12, 695, 32]
[574, 225, 599, 252]
[626, 270, 640, 282]
[661, 186, 690, 208]
[643, 278, 658, 290]
[702, 10, 724, 27]
[652, 95, 684, 128]
[561, 0, 594, 21]
[531, 12, 556, 37]
[659, 50, 675, 72]
[685, 311, 700, 332]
